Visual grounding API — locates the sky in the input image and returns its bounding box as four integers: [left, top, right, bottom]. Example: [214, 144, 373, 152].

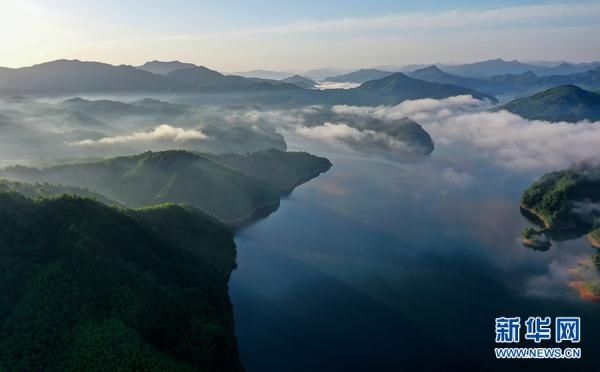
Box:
[1, 0, 600, 71]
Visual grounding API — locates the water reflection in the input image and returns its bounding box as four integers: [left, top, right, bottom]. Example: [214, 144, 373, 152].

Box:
[229, 140, 600, 371]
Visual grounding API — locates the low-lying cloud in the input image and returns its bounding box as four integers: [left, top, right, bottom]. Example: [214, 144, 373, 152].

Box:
[307, 96, 600, 172]
[70, 124, 207, 146]
[331, 95, 484, 121]
[296, 122, 411, 152]
[425, 110, 600, 172]
[211, 95, 600, 172]
[315, 82, 361, 90]
[441, 167, 475, 189]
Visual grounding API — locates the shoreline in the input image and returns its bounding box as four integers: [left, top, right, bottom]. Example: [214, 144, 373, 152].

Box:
[227, 162, 332, 229]
[227, 200, 281, 229]
[519, 203, 551, 230]
[570, 281, 600, 302]
[229, 163, 333, 230]
[588, 233, 600, 249]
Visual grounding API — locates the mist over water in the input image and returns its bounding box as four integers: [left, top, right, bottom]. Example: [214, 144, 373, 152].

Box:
[230, 133, 600, 371]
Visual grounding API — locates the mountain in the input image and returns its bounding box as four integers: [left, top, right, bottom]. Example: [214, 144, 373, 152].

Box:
[59, 97, 187, 120]
[498, 85, 600, 122]
[376, 118, 435, 155]
[0, 60, 185, 95]
[0, 60, 299, 96]
[537, 69, 600, 92]
[280, 75, 317, 89]
[485, 71, 541, 94]
[355, 73, 498, 104]
[409, 65, 541, 95]
[0, 179, 118, 205]
[0, 149, 332, 225]
[300, 68, 351, 81]
[137, 60, 197, 75]
[408, 65, 487, 90]
[521, 162, 600, 234]
[166, 66, 298, 91]
[200, 125, 287, 154]
[0, 59, 501, 105]
[443, 58, 541, 78]
[166, 66, 239, 87]
[0, 192, 242, 371]
[409, 65, 600, 96]
[0, 114, 98, 161]
[324, 69, 394, 83]
[532, 61, 600, 76]
[438, 58, 600, 79]
[206, 149, 332, 193]
[56, 111, 111, 131]
[233, 69, 293, 80]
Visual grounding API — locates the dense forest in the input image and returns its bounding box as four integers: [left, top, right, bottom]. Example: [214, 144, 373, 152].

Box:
[0, 193, 242, 371]
[0, 149, 332, 225]
[521, 163, 600, 232]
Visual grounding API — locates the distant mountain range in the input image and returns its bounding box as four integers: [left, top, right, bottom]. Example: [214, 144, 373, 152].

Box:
[165, 66, 295, 91]
[0, 60, 180, 95]
[498, 85, 600, 122]
[0, 59, 498, 106]
[280, 75, 317, 89]
[440, 59, 600, 78]
[319, 58, 600, 86]
[233, 69, 294, 80]
[354, 72, 497, 104]
[137, 60, 197, 75]
[300, 68, 352, 81]
[323, 69, 394, 84]
[0, 60, 297, 95]
[407, 65, 600, 96]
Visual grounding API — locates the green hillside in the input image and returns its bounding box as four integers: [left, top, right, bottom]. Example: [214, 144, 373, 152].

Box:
[206, 149, 332, 193]
[356, 72, 498, 104]
[0, 193, 242, 371]
[0, 179, 117, 205]
[0, 149, 331, 224]
[521, 163, 600, 232]
[499, 85, 600, 122]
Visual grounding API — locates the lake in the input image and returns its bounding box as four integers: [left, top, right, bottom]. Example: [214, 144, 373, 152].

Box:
[229, 139, 600, 371]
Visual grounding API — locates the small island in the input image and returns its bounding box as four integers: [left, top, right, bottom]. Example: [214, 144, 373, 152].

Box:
[521, 163, 600, 301]
[521, 227, 551, 250]
[520, 162, 600, 245]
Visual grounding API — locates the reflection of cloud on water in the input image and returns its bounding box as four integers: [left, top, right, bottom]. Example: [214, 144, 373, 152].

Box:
[434, 197, 525, 253]
[441, 167, 474, 189]
[314, 177, 351, 197]
[524, 256, 592, 301]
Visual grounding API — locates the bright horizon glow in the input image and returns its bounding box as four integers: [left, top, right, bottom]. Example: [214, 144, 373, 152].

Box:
[1, 0, 600, 72]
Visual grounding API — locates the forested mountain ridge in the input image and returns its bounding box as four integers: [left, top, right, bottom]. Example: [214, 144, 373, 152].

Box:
[0, 193, 243, 371]
[0, 149, 332, 225]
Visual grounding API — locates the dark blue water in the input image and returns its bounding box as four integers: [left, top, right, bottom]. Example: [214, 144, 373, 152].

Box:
[229, 144, 600, 371]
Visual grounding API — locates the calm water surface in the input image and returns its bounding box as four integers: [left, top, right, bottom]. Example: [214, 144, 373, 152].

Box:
[229, 141, 600, 371]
